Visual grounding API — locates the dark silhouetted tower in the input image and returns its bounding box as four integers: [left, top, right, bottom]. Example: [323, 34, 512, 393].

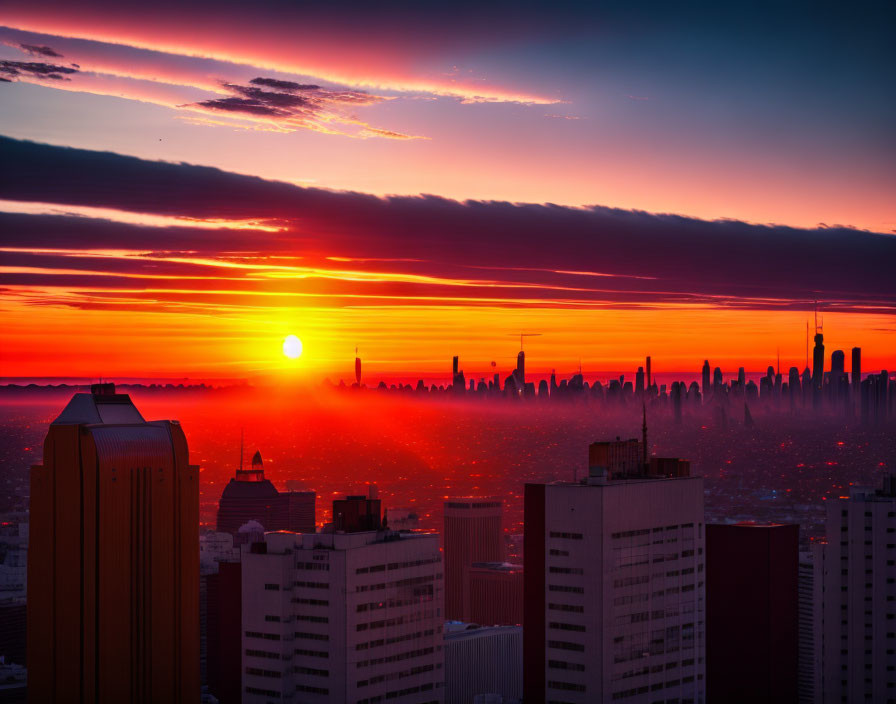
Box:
[702, 360, 710, 402]
[28, 384, 199, 702]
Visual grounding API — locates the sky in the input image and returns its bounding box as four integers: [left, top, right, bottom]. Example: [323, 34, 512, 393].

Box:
[1, 0, 894, 381]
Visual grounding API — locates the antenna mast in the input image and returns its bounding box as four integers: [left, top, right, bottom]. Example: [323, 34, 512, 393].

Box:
[239, 428, 244, 471]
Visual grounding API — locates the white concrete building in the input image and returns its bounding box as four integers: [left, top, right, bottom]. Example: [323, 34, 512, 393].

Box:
[444, 622, 522, 704]
[524, 457, 705, 704]
[241, 527, 445, 704]
[814, 475, 896, 704]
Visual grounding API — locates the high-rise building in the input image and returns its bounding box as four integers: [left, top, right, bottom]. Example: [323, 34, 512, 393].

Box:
[240, 505, 444, 703]
[851, 347, 861, 392]
[797, 550, 816, 704]
[814, 475, 896, 704]
[702, 360, 711, 402]
[463, 562, 524, 626]
[207, 560, 243, 704]
[27, 384, 199, 701]
[444, 498, 503, 620]
[515, 350, 526, 389]
[524, 447, 705, 704]
[444, 623, 523, 704]
[588, 438, 644, 479]
[812, 331, 825, 403]
[705, 522, 798, 703]
[217, 450, 315, 535]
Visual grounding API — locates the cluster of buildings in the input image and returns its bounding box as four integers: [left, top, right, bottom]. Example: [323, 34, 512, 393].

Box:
[11, 384, 896, 703]
[335, 334, 894, 425]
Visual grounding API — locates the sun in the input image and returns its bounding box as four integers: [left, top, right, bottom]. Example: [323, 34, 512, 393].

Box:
[282, 334, 303, 359]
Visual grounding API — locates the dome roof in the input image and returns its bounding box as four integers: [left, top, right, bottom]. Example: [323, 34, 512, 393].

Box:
[251, 450, 263, 468]
[238, 519, 265, 533]
[220, 477, 279, 499]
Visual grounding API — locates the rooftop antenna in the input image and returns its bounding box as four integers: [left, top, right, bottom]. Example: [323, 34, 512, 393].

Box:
[508, 332, 542, 350]
[239, 428, 244, 471]
[805, 321, 809, 369]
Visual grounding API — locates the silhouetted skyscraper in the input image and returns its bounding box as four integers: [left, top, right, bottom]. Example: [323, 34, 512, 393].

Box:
[217, 451, 315, 535]
[702, 359, 711, 402]
[28, 384, 199, 702]
[812, 330, 824, 404]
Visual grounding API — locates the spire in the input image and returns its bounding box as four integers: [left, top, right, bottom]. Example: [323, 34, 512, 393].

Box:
[239, 428, 244, 471]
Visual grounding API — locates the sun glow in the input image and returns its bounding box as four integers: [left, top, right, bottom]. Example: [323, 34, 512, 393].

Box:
[282, 334, 303, 359]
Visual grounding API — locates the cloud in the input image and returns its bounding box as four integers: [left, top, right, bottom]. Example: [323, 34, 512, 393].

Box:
[0, 59, 78, 80]
[17, 42, 63, 58]
[1, 136, 894, 314]
[249, 77, 319, 91]
[181, 77, 419, 139]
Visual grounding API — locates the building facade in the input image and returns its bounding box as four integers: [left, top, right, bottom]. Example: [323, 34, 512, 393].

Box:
[814, 476, 896, 704]
[444, 623, 522, 704]
[524, 457, 705, 704]
[241, 521, 445, 703]
[705, 522, 798, 703]
[27, 384, 199, 702]
[217, 451, 316, 535]
[443, 498, 503, 621]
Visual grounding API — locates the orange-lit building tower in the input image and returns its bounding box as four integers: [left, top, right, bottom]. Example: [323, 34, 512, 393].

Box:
[27, 383, 199, 703]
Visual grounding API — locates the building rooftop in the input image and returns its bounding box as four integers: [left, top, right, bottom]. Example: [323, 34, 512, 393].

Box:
[52, 386, 145, 425]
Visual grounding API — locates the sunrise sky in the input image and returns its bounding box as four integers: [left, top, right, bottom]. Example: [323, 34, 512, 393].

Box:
[1, 0, 895, 381]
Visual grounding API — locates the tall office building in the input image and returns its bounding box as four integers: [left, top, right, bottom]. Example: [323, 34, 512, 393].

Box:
[241, 497, 444, 703]
[524, 446, 705, 704]
[217, 450, 316, 535]
[812, 330, 825, 405]
[463, 562, 524, 626]
[705, 522, 798, 703]
[207, 560, 243, 704]
[444, 623, 523, 704]
[797, 551, 816, 704]
[701, 360, 711, 402]
[28, 384, 199, 702]
[814, 476, 896, 704]
[444, 498, 503, 620]
[851, 347, 861, 393]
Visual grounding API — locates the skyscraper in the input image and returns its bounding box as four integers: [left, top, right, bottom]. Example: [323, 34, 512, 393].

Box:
[524, 446, 705, 704]
[217, 450, 315, 535]
[516, 350, 526, 389]
[444, 623, 523, 704]
[702, 359, 711, 402]
[705, 522, 798, 703]
[814, 475, 896, 703]
[444, 498, 503, 620]
[28, 384, 199, 702]
[240, 504, 444, 703]
[812, 330, 825, 404]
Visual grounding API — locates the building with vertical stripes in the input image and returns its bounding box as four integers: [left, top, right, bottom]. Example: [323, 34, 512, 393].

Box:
[27, 383, 199, 702]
